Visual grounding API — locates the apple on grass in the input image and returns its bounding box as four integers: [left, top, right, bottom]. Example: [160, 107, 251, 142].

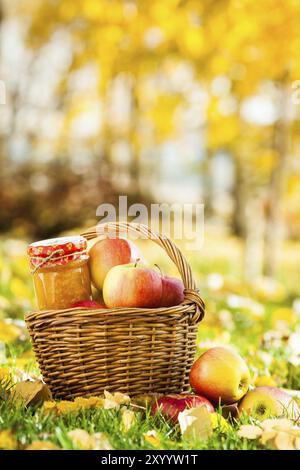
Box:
[238, 386, 300, 420]
[151, 394, 214, 424]
[103, 263, 162, 309]
[88, 238, 141, 290]
[189, 347, 250, 404]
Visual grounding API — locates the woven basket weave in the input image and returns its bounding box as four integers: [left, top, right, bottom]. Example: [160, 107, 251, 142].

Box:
[25, 222, 205, 400]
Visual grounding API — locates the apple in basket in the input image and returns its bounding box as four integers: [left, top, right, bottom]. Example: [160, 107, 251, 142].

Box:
[160, 275, 185, 307]
[151, 394, 214, 424]
[71, 300, 107, 309]
[88, 238, 141, 290]
[103, 263, 162, 308]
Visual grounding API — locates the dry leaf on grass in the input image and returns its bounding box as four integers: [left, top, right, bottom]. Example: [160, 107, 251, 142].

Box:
[25, 440, 59, 450]
[93, 432, 113, 450]
[68, 429, 95, 450]
[67, 429, 113, 450]
[178, 405, 213, 441]
[237, 425, 263, 440]
[143, 430, 162, 448]
[103, 391, 130, 409]
[239, 418, 300, 450]
[0, 429, 18, 450]
[261, 418, 293, 431]
[12, 380, 52, 407]
[274, 432, 296, 451]
[121, 408, 136, 432]
[295, 437, 300, 450]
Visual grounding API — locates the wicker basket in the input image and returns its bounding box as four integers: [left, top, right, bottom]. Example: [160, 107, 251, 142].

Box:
[25, 222, 205, 400]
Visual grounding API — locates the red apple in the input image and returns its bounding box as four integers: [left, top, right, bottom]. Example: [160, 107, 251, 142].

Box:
[71, 300, 106, 309]
[103, 263, 162, 308]
[151, 394, 214, 423]
[160, 276, 185, 307]
[189, 347, 250, 404]
[88, 238, 141, 290]
[238, 386, 300, 420]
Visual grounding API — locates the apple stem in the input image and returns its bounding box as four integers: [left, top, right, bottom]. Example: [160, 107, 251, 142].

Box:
[134, 258, 141, 268]
[154, 264, 163, 277]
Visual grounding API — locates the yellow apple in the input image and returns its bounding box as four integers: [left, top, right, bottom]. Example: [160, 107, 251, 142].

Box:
[189, 347, 250, 404]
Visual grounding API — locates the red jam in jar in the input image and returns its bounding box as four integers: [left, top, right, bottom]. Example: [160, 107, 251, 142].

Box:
[28, 236, 91, 310]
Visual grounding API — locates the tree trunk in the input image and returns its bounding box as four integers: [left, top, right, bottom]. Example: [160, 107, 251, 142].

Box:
[263, 80, 290, 277]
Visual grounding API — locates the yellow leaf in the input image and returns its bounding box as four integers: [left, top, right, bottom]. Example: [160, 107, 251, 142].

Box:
[103, 390, 130, 409]
[93, 432, 113, 450]
[261, 418, 294, 431]
[274, 431, 296, 450]
[295, 437, 300, 450]
[0, 429, 18, 450]
[178, 405, 213, 441]
[237, 425, 262, 440]
[121, 408, 136, 432]
[56, 401, 80, 414]
[261, 429, 277, 445]
[12, 380, 52, 407]
[68, 429, 95, 450]
[143, 430, 162, 448]
[26, 440, 59, 450]
[210, 413, 231, 433]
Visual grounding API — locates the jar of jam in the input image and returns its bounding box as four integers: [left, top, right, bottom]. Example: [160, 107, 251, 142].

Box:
[28, 236, 92, 310]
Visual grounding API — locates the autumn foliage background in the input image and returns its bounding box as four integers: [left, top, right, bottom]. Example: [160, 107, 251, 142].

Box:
[1, 0, 300, 444]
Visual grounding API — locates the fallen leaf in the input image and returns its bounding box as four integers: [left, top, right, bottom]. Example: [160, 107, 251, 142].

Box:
[25, 440, 59, 450]
[295, 437, 300, 450]
[121, 408, 136, 432]
[143, 430, 162, 448]
[210, 413, 231, 432]
[261, 418, 293, 431]
[93, 432, 113, 450]
[103, 390, 130, 409]
[274, 431, 296, 450]
[0, 429, 18, 450]
[237, 425, 262, 440]
[132, 394, 162, 408]
[12, 380, 52, 407]
[178, 405, 213, 441]
[260, 429, 277, 445]
[68, 429, 95, 450]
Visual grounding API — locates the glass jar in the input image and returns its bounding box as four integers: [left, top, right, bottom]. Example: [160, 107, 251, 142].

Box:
[28, 236, 92, 310]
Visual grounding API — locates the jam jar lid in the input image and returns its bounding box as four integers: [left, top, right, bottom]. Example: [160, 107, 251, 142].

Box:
[28, 236, 88, 269]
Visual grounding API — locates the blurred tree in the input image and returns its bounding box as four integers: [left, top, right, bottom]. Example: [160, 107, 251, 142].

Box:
[2, 0, 300, 280]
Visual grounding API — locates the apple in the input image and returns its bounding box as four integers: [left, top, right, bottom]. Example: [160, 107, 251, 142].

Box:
[238, 386, 300, 420]
[71, 300, 106, 309]
[160, 276, 185, 307]
[103, 263, 162, 308]
[151, 394, 214, 424]
[189, 347, 250, 404]
[88, 238, 141, 290]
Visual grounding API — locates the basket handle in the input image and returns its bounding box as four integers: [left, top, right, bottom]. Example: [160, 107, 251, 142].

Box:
[81, 222, 205, 324]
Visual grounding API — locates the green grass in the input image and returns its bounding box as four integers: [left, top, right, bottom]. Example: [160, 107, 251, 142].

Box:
[0, 396, 267, 450]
